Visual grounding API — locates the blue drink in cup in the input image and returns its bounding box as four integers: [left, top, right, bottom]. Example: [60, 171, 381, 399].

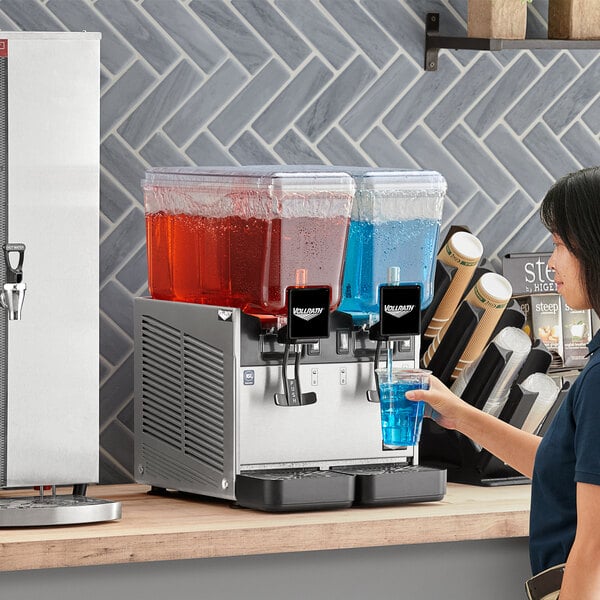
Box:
[375, 368, 431, 448]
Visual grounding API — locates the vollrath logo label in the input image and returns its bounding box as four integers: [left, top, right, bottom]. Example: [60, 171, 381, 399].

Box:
[384, 304, 416, 319]
[293, 307, 324, 322]
[217, 310, 233, 321]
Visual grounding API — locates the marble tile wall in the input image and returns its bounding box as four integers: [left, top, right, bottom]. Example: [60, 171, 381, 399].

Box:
[0, 0, 598, 482]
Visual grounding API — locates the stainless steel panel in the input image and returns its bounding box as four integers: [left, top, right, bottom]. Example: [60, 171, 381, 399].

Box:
[2, 34, 100, 486]
[238, 362, 414, 468]
[134, 299, 237, 500]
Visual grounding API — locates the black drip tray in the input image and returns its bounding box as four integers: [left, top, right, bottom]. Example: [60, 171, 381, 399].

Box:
[333, 464, 447, 507]
[235, 469, 355, 512]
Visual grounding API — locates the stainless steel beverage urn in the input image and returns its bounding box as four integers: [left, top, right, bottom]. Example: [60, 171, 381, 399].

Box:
[0, 32, 120, 526]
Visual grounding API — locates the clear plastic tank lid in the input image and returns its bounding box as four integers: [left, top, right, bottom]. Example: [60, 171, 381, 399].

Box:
[142, 166, 356, 194]
[142, 166, 356, 219]
[353, 169, 447, 193]
[347, 169, 446, 222]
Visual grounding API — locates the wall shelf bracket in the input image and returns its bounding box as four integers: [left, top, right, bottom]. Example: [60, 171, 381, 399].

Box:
[425, 12, 600, 71]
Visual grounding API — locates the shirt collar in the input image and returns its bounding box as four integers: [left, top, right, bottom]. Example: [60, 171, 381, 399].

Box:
[587, 329, 600, 355]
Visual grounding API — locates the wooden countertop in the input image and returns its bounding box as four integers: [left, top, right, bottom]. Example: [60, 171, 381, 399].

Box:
[0, 483, 531, 572]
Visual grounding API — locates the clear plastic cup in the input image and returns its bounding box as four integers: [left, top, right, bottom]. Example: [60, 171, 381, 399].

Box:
[375, 368, 431, 448]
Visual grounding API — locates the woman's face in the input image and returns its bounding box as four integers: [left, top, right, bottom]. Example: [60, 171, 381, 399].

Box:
[548, 234, 590, 310]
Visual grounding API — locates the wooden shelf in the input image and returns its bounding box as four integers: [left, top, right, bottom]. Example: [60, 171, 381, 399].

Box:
[425, 12, 600, 70]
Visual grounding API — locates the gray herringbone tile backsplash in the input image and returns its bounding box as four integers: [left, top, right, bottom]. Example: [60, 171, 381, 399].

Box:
[0, 0, 598, 482]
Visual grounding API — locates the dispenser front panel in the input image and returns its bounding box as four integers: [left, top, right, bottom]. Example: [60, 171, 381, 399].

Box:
[238, 362, 415, 468]
[1, 34, 100, 486]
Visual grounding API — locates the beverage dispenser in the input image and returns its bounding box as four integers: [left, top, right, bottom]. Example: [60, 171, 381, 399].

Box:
[0, 32, 120, 526]
[134, 166, 446, 511]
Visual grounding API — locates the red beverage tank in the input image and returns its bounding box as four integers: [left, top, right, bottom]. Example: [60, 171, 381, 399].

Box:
[143, 167, 355, 316]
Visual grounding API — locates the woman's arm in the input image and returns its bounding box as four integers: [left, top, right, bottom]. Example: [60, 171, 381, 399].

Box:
[406, 376, 541, 478]
[559, 482, 600, 599]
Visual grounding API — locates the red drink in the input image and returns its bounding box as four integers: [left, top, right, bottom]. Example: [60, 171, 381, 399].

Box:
[146, 212, 214, 304]
[146, 212, 272, 307]
[146, 211, 173, 301]
[147, 212, 349, 315]
[244, 215, 349, 315]
[171, 212, 202, 302]
[144, 169, 353, 315]
[228, 215, 271, 309]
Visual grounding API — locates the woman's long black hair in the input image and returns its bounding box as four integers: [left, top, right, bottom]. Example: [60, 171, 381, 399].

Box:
[540, 166, 600, 316]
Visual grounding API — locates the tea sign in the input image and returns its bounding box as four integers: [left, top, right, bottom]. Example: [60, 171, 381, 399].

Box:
[502, 253, 557, 296]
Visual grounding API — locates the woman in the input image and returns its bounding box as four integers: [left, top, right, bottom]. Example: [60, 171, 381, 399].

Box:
[407, 167, 600, 600]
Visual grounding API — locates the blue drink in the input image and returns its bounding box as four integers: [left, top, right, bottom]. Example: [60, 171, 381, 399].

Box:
[340, 219, 440, 322]
[376, 369, 430, 448]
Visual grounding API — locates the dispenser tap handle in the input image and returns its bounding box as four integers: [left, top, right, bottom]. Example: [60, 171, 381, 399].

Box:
[1, 243, 27, 320]
[367, 340, 384, 402]
[3, 243, 25, 284]
[274, 343, 317, 407]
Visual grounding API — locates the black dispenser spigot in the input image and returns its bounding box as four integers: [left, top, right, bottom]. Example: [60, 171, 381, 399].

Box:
[274, 286, 330, 407]
[3, 243, 25, 283]
[1, 243, 26, 320]
[366, 282, 422, 402]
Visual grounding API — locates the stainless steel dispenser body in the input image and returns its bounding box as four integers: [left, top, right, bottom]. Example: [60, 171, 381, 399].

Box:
[134, 299, 419, 501]
[0, 33, 101, 488]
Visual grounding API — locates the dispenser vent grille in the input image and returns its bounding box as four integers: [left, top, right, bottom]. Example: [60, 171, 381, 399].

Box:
[182, 335, 225, 473]
[141, 442, 217, 488]
[139, 316, 226, 474]
[140, 317, 183, 451]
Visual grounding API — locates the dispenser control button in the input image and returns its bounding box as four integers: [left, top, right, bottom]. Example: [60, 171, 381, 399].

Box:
[395, 337, 412, 355]
[337, 331, 350, 354]
[261, 335, 286, 355]
[311, 368, 319, 386]
[243, 370, 255, 386]
[339, 368, 347, 385]
[307, 341, 320, 356]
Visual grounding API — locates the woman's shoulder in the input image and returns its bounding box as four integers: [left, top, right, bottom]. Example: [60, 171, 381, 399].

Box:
[570, 356, 600, 411]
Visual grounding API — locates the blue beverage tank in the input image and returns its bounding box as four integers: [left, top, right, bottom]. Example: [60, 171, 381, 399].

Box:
[339, 169, 446, 324]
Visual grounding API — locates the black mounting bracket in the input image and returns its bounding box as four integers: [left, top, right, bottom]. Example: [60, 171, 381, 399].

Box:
[425, 12, 600, 71]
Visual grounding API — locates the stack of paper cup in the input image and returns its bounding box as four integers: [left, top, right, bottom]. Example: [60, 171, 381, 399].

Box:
[424, 231, 483, 341]
[520, 373, 560, 434]
[452, 326, 531, 401]
[478, 327, 533, 417]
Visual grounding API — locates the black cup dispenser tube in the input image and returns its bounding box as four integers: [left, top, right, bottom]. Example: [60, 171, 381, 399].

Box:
[424, 301, 482, 387]
[459, 342, 512, 410]
[420, 259, 455, 357]
[420, 341, 557, 486]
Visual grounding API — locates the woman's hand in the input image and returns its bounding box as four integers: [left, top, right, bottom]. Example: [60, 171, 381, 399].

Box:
[405, 375, 469, 431]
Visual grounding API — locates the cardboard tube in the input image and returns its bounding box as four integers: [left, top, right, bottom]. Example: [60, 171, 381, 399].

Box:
[424, 231, 483, 340]
[450, 273, 513, 380]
